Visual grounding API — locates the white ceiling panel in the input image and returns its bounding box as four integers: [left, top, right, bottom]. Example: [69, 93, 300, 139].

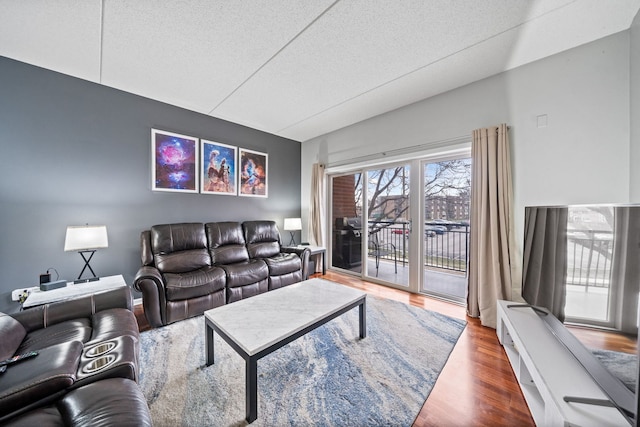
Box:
[1, 0, 639, 141]
[212, 0, 541, 132]
[100, 0, 335, 114]
[0, 0, 102, 81]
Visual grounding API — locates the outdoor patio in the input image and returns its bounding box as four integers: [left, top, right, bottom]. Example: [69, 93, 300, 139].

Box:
[365, 257, 467, 302]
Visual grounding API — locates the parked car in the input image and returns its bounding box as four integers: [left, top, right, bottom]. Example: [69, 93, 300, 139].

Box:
[425, 225, 447, 234]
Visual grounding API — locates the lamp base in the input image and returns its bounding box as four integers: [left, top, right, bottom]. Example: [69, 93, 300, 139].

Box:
[73, 277, 100, 284]
[288, 231, 296, 246]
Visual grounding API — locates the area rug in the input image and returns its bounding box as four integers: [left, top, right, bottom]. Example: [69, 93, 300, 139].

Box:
[591, 348, 637, 392]
[138, 295, 466, 426]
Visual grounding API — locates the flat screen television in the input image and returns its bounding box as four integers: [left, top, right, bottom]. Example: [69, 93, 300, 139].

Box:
[521, 204, 640, 425]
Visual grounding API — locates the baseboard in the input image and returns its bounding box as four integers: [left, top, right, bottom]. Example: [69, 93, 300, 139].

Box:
[134, 297, 142, 306]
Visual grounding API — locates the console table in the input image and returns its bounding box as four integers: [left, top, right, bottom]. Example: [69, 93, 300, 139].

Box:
[496, 300, 629, 426]
[16, 275, 127, 308]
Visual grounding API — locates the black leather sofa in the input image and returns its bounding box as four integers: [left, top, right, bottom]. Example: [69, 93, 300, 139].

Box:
[133, 220, 310, 328]
[0, 287, 152, 426]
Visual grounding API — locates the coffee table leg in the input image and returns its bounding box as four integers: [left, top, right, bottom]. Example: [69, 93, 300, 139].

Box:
[206, 323, 215, 366]
[359, 299, 367, 339]
[246, 357, 258, 423]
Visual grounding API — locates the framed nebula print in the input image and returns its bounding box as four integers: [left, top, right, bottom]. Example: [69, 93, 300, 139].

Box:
[239, 148, 268, 198]
[151, 129, 199, 193]
[200, 140, 237, 195]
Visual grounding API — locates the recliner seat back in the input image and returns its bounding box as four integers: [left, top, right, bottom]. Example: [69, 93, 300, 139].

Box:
[150, 223, 211, 273]
[243, 221, 282, 259]
[206, 222, 250, 265]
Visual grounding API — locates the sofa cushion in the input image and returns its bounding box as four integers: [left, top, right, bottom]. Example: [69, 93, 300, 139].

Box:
[222, 260, 269, 288]
[3, 378, 152, 427]
[264, 253, 302, 276]
[0, 313, 26, 361]
[89, 308, 140, 344]
[243, 221, 281, 258]
[17, 319, 91, 354]
[0, 341, 83, 419]
[151, 223, 207, 253]
[163, 266, 226, 301]
[154, 249, 211, 273]
[151, 223, 211, 273]
[206, 222, 250, 264]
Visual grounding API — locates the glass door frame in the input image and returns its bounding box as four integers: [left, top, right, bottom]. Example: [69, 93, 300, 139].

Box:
[325, 144, 471, 298]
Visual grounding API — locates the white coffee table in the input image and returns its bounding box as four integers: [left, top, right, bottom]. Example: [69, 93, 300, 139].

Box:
[204, 278, 367, 423]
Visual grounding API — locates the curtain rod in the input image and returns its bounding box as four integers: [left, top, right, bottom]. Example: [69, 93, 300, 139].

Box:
[326, 134, 470, 169]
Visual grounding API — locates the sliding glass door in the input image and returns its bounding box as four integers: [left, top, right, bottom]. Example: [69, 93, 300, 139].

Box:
[330, 173, 363, 274]
[327, 148, 471, 303]
[364, 165, 410, 287]
[421, 158, 471, 303]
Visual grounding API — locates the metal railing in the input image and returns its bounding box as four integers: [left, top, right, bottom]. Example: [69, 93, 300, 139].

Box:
[367, 220, 469, 274]
[566, 230, 613, 290]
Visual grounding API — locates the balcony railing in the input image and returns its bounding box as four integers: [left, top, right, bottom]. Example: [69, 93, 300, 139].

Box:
[368, 220, 469, 274]
[566, 230, 613, 290]
[364, 222, 612, 290]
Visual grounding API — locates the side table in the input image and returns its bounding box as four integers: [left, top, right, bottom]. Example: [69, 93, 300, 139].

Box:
[298, 245, 326, 275]
[14, 275, 127, 308]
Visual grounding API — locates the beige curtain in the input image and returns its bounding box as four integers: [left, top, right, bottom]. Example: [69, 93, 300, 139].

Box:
[309, 163, 326, 247]
[468, 124, 515, 328]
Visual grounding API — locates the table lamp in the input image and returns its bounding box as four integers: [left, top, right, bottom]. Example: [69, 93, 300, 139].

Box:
[283, 218, 302, 246]
[64, 225, 108, 283]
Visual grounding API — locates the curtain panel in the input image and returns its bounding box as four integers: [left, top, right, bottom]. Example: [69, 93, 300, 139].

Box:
[310, 163, 326, 247]
[521, 207, 568, 322]
[468, 124, 515, 328]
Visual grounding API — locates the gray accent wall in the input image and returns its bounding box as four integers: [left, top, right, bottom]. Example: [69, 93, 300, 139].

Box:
[0, 56, 302, 312]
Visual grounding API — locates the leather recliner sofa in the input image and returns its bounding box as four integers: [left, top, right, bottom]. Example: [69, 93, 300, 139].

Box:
[133, 220, 310, 328]
[0, 287, 152, 426]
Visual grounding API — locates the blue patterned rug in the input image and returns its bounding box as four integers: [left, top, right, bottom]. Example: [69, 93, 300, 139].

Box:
[591, 348, 637, 392]
[139, 295, 466, 426]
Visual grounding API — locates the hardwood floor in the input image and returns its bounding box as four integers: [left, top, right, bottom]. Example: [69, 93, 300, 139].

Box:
[133, 271, 636, 426]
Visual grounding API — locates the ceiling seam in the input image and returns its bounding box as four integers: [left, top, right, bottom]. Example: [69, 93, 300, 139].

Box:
[206, 0, 341, 115]
[277, 0, 581, 136]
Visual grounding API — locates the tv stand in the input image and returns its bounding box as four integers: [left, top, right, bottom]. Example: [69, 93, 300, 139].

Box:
[496, 300, 629, 426]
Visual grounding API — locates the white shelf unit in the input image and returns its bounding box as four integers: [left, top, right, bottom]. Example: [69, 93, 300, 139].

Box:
[496, 300, 629, 426]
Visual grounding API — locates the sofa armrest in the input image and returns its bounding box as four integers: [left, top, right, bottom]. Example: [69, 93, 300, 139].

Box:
[133, 266, 167, 328]
[11, 287, 134, 333]
[282, 246, 311, 280]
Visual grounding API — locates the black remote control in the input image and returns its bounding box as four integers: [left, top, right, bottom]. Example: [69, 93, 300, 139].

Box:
[0, 351, 39, 368]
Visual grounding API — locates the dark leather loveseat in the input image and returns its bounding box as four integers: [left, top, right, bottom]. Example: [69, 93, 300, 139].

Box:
[133, 220, 310, 328]
[0, 287, 152, 426]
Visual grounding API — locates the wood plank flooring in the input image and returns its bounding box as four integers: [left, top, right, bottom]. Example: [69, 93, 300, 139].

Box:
[133, 271, 636, 426]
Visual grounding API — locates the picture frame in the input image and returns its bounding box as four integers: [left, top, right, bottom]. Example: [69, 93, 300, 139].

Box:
[239, 148, 268, 198]
[200, 140, 237, 195]
[151, 129, 199, 193]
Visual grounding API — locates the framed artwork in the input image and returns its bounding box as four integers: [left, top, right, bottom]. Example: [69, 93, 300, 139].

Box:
[200, 140, 237, 195]
[239, 148, 268, 198]
[151, 129, 199, 193]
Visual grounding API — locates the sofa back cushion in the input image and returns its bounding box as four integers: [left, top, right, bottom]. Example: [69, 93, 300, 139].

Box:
[150, 223, 211, 273]
[243, 221, 282, 259]
[205, 222, 249, 265]
[0, 313, 26, 361]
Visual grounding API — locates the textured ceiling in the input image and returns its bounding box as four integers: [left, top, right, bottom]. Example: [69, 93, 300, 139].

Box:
[1, 0, 639, 142]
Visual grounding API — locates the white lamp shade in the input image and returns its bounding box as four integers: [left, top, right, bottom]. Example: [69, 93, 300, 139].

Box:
[64, 225, 109, 251]
[283, 218, 302, 231]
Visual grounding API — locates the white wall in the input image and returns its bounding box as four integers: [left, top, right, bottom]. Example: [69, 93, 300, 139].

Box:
[631, 10, 640, 202]
[301, 31, 632, 261]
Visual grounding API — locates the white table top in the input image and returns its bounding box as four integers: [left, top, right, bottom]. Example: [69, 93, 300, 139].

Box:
[205, 278, 365, 356]
[296, 245, 325, 253]
[23, 275, 127, 308]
